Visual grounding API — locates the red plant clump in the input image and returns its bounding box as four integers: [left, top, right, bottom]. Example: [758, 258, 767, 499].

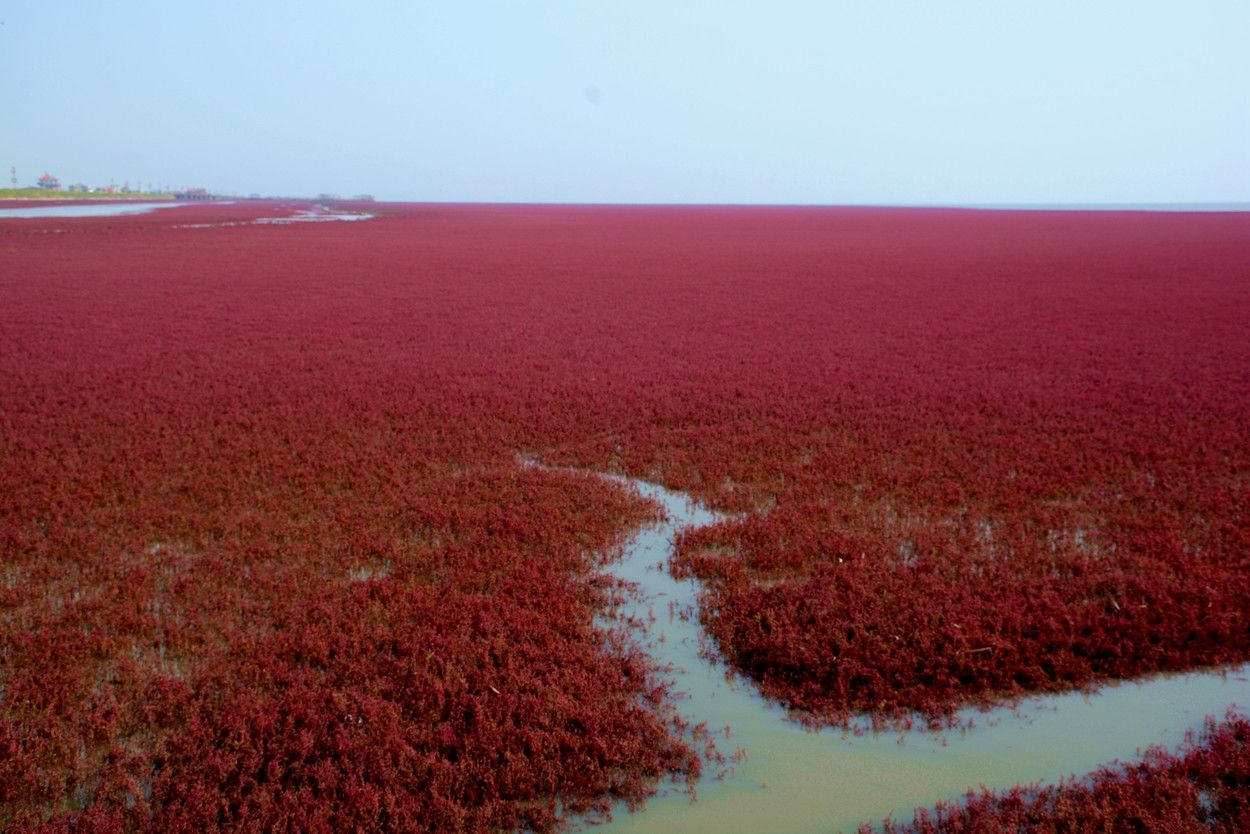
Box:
[865, 713, 1250, 833]
[2, 202, 1249, 828]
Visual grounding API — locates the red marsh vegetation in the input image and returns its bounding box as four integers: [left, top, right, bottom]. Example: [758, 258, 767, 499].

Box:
[2, 202, 1248, 830]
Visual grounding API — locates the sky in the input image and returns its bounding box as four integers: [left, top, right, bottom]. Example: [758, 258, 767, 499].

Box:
[1, 1, 1247, 203]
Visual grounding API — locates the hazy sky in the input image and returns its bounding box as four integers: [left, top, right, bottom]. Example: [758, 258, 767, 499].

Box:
[2, 1, 1247, 203]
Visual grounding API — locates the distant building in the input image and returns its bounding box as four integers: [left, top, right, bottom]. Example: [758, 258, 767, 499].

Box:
[36, 173, 61, 190]
[353, 194, 375, 202]
[174, 188, 213, 201]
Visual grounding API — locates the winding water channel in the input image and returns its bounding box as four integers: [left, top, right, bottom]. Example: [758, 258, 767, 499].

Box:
[583, 471, 1248, 833]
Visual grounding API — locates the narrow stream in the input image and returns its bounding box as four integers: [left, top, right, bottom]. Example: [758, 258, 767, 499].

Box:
[587, 471, 1248, 834]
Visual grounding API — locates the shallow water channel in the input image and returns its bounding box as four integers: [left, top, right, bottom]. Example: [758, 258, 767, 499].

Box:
[0, 201, 191, 219]
[583, 471, 1248, 833]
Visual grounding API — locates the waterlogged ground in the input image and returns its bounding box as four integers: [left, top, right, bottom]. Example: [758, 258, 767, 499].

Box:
[589, 472, 1250, 833]
[173, 205, 374, 228]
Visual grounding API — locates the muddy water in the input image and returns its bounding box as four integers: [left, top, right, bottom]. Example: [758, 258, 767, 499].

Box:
[589, 473, 1248, 834]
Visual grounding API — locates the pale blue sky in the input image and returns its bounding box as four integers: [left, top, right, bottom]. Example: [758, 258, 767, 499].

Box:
[2, 1, 1247, 203]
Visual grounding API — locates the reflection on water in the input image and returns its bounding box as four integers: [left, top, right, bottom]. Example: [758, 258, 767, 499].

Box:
[0, 201, 189, 219]
[591, 473, 1247, 834]
[0, 201, 370, 224]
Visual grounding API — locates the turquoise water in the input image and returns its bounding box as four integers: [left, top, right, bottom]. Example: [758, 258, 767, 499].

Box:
[587, 473, 1248, 834]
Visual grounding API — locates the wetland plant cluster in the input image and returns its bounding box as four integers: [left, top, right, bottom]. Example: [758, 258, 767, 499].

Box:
[2, 201, 1248, 831]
